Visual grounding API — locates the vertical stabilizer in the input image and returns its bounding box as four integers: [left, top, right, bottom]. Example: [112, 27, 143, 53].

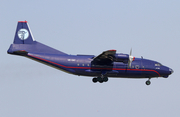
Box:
[14, 21, 35, 44]
[8, 21, 67, 55]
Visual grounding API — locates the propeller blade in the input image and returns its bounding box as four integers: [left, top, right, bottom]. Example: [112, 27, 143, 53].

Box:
[128, 60, 131, 68]
[128, 48, 134, 68]
[130, 48, 132, 56]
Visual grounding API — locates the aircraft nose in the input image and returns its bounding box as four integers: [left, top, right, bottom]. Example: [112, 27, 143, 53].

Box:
[169, 68, 174, 74]
[161, 66, 173, 78]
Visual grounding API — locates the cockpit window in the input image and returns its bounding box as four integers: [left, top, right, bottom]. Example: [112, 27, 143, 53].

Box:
[155, 63, 162, 66]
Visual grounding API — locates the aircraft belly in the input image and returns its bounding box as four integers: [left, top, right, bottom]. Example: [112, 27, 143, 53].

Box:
[76, 68, 160, 78]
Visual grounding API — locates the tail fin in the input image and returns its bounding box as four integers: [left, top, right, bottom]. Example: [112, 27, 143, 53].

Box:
[8, 21, 67, 55]
[14, 21, 35, 44]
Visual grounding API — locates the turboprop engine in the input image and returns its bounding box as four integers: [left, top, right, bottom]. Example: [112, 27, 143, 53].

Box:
[114, 49, 135, 68]
[114, 53, 129, 63]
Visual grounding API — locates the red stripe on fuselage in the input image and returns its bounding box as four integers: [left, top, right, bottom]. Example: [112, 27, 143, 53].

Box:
[28, 54, 160, 77]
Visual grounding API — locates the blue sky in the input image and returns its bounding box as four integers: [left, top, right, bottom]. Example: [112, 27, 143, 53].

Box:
[0, 0, 179, 117]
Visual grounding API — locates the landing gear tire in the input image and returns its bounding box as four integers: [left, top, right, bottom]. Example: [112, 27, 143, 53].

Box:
[96, 76, 103, 83]
[145, 80, 151, 85]
[92, 76, 108, 83]
[99, 80, 103, 83]
[103, 77, 108, 82]
[92, 78, 98, 83]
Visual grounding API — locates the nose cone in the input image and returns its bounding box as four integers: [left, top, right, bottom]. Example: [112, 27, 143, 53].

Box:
[169, 68, 174, 74]
[160, 66, 173, 78]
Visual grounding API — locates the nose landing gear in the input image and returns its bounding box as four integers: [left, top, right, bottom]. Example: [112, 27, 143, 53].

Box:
[145, 78, 151, 85]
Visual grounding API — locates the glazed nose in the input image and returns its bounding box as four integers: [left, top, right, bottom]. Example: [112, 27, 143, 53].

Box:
[171, 69, 174, 74]
[170, 68, 174, 74]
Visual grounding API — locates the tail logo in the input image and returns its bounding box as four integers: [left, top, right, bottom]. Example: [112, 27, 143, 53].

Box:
[18, 29, 29, 40]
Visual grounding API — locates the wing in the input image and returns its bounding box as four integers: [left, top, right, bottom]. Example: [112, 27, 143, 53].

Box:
[91, 50, 116, 66]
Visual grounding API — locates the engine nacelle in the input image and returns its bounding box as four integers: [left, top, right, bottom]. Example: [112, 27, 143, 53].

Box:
[114, 53, 129, 63]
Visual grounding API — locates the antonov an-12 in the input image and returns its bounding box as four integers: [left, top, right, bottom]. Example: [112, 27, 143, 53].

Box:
[7, 21, 174, 85]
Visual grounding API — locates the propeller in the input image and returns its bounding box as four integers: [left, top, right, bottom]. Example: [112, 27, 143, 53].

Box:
[128, 48, 134, 68]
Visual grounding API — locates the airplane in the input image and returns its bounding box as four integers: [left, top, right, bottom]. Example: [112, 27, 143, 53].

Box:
[7, 21, 174, 85]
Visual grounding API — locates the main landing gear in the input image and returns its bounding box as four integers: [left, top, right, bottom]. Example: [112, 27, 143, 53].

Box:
[92, 76, 108, 83]
[145, 78, 151, 85]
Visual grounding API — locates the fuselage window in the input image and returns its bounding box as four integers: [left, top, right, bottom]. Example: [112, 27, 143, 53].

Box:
[132, 66, 134, 68]
[82, 64, 84, 66]
[135, 65, 139, 69]
[77, 64, 79, 66]
[87, 64, 89, 66]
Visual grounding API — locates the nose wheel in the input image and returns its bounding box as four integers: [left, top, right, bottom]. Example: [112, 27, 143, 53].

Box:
[145, 79, 151, 85]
